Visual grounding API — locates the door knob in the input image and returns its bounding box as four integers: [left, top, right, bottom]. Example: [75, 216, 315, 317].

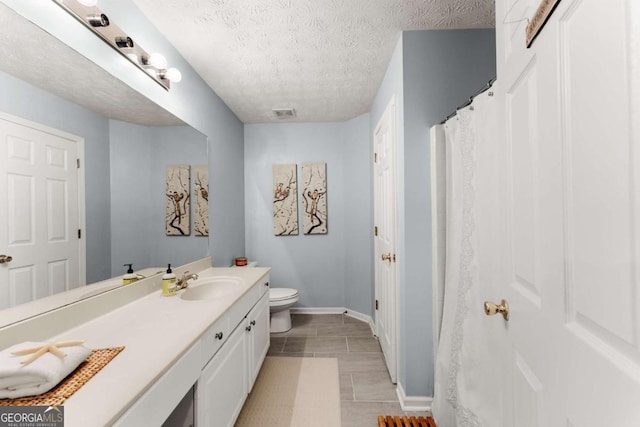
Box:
[381, 253, 392, 261]
[484, 299, 509, 321]
[0, 255, 12, 264]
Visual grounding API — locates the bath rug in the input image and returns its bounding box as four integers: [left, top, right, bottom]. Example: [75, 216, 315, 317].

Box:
[0, 347, 124, 407]
[377, 415, 437, 427]
[235, 356, 341, 427]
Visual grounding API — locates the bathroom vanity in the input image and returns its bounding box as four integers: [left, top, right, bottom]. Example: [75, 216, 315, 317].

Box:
[0, 258, 270, 427]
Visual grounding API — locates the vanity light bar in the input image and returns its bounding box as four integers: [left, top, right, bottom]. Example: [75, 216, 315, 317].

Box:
[53, 0, 181, 90]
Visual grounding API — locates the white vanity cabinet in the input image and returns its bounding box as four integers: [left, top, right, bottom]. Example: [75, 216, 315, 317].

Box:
[197, 319, 248, 426]
[195, 277, 270, 427]
[246, 290, 269, 390]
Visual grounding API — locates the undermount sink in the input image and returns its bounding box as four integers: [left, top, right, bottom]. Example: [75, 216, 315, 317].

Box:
[179, 276, 242, 301]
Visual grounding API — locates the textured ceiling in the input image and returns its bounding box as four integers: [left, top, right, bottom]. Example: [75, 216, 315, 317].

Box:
[0, 4, 184, 127]
[131, 0, 495, 123]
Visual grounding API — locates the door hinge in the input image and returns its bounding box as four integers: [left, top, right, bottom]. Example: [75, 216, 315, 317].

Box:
[374, 152, 377, 163]
[375, 299, 379, 310]
[374, 226, 378, 236]
[77, 229, 82, 239]
[77, 158, 80, 169]
[393, 254, 396, 262]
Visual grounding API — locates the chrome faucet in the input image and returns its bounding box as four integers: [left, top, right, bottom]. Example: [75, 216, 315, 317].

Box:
[176, 271, 199, 290]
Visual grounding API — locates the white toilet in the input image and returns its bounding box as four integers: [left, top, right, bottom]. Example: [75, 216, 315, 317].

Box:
[269, 288, 299, 333]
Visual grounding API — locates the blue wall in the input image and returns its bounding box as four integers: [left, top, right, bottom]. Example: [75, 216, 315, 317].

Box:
[109, 121, 209, 276]
[370, 30, 496, 398]
[244, 115, 372, 312]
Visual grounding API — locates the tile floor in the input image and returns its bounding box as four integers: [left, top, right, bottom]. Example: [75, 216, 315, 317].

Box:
[269, 313, 432, 427]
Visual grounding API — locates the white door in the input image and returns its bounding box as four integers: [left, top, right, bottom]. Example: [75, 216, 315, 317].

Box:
[374, 96, 397, 382]
[491, 0, 640, 424]
[0, 113, 84, 309]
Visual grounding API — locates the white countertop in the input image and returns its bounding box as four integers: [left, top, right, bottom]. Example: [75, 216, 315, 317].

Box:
[40, 266, 270, 426]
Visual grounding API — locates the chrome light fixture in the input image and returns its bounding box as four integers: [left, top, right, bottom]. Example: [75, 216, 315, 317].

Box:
[86, 13, 109, 27]
[53, 0, 182, 90]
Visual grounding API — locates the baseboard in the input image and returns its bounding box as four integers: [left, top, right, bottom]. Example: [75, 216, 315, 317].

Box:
[289, 307, 346, 315]
[289, 307, 375, 334]
[396, 382, 432, 412]
[343, 309, 375, 334]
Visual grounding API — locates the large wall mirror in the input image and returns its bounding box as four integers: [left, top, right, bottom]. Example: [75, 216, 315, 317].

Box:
[0, 4, 209, 323]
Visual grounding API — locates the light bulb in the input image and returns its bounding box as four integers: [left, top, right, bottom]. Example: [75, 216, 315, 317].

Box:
[164, 68, 182, 83]
[148, 53, 167, 69]
[77, 0, 98, 6]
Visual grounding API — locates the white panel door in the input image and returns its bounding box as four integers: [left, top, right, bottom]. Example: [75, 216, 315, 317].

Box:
[0, 114, 83, 309]
[493, 0, 640, 424]
[374, 96, 398, 383]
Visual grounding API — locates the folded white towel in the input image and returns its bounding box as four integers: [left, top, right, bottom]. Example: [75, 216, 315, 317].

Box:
[0, 341, 91, 399]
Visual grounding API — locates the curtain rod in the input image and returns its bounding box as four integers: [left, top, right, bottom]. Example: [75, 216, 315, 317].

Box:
[439, 78, 496, 125]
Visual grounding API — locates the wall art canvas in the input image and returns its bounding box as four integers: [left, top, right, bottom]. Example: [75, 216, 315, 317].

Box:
[272, 164, 298, 236]
[301, 162, 327, 235]
[166, 164, 191, 236]
[193, 165, 209, 236]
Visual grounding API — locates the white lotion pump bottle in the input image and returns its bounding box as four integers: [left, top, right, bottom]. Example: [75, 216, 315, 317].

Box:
[122, 263, 139, 286]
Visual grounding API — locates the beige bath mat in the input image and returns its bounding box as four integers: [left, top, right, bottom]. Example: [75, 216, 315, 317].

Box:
[235, 356, 341, 426]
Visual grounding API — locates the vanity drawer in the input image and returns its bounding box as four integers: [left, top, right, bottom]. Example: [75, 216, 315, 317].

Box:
[200, 315, 231, 368]
[226, 275, 270, 323]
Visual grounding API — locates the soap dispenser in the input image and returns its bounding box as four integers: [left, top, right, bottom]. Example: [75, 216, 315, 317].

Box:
[162, 264, 177, 297]
[122, 264, 139, 286]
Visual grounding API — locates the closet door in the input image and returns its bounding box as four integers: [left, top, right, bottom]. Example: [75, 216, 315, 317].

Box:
[0, 113, 84, 309]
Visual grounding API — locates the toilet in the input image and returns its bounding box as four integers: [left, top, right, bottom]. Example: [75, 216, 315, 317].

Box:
[269, 288, 299, 333]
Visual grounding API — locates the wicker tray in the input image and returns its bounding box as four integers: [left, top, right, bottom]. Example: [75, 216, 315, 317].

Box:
[0, 347, 124, 407]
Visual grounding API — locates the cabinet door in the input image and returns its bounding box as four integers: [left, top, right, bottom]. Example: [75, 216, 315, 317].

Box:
[197, 323, 248, 427]
[247, 291, 270, 390]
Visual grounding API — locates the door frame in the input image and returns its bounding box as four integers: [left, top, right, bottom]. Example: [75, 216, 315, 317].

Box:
[0, 110, 86, 287]
[373, 95, 399, 383]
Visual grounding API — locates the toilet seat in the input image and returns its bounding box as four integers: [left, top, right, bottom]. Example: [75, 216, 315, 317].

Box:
[269, 288, 298, 302]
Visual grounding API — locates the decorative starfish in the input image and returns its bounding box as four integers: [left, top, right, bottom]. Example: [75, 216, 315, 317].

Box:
[11, 340, 85, 365]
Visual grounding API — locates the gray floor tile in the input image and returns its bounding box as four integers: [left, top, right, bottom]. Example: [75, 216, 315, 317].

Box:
[344, 314, 369, 324]
[292, 313, 345, 326]
[283, 336, 348, 353]
[270, 325, 317, 337]
[348, 336, 382, 352]
[340, 401, 404, 427]
[352, 371, 398, 402]
[316, 352, 388, 374]
[268, 352, 314, 358]
[317, 322, 373, 337]
[267, 337, 286, 354]
[340, 373, 354, 401]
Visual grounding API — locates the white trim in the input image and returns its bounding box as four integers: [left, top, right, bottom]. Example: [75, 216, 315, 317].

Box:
[289, 307, 346, 315]
[396, 382, 432, 412]
[344, 309, 375, 333]
[289, 307, 376, 334]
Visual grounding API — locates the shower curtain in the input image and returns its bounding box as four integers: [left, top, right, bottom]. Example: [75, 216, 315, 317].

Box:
[432, 88, 501, 427]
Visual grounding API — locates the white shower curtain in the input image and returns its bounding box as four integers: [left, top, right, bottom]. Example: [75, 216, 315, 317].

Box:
[432, 88, 501, 427]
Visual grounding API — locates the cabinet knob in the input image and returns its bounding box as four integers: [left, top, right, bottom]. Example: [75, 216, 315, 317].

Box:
[264, 282, 269, 287]
[250, 320, 256, 326]
[214, 332, 224, 340]
[245, 325, 252, 332]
